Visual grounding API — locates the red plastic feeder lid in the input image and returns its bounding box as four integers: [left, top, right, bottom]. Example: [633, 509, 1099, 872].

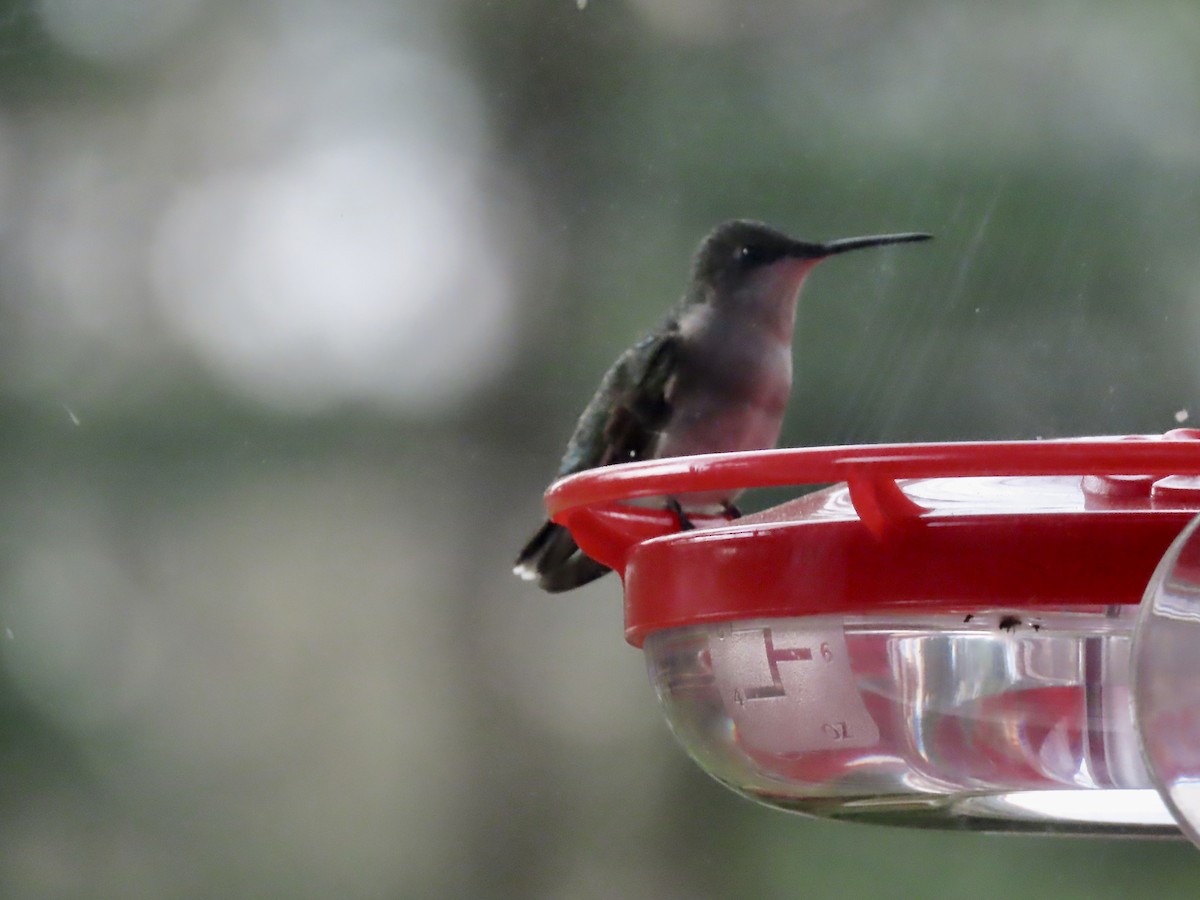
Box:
[545, 431, 1200, 646]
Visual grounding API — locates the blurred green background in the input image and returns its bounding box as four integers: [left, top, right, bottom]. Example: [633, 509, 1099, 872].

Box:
[0, 0, 1199, 896]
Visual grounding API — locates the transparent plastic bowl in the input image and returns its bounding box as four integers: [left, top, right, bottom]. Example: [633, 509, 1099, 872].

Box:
[646, 609, 1177, 834]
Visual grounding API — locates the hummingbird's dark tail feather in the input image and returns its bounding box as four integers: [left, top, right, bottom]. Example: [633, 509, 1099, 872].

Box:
[513, 520, 611, 592]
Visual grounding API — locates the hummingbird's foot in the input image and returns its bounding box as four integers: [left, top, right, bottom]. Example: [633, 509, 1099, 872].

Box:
[722, 501, 742, 519]
[665, 497, 695, 532]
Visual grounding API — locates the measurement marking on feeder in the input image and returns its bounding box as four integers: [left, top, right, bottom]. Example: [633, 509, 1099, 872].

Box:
[713, 626, 881, 752]
[822, 721, 852, 740]
[740, 629, 816, 701]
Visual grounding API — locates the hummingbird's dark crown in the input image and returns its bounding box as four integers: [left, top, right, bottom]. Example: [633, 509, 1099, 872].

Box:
[690, 220, 820, 290]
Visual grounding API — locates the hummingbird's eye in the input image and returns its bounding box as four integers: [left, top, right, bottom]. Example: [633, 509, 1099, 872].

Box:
[734, 242, 775, 266]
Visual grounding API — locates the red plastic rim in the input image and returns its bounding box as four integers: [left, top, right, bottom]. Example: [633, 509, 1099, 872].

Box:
[544, 434, 1200, 645]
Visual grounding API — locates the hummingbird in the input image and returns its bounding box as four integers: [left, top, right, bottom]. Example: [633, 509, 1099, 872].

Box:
[514, 219, 931, 592]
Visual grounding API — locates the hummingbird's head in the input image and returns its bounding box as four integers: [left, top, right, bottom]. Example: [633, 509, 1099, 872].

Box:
[691, 219, 932, 296]
[684, 219, 931, 338]
[690, 220, 816, 293]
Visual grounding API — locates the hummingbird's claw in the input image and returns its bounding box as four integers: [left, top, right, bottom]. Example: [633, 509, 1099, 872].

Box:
[666, 497, 696, 532]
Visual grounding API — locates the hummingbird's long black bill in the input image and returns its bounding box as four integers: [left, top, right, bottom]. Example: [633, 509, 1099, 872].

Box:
[816, 232, 933, 257]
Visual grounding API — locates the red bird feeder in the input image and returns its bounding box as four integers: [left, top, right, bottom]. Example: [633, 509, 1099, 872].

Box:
[545, 430, 1200, 839]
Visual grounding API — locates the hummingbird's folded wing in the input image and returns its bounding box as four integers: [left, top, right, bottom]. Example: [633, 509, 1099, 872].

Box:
[558, 329, 681, 475]
[515, 329, 681, 593]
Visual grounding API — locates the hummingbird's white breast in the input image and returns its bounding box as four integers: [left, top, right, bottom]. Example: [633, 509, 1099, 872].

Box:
[653, 272, 805, 510]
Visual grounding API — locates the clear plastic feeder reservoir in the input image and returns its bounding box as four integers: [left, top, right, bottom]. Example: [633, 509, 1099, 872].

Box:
[545, 433, 1200, 837]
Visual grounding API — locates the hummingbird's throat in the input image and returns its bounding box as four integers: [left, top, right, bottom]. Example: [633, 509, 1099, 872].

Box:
[739, 258, 818, 339]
